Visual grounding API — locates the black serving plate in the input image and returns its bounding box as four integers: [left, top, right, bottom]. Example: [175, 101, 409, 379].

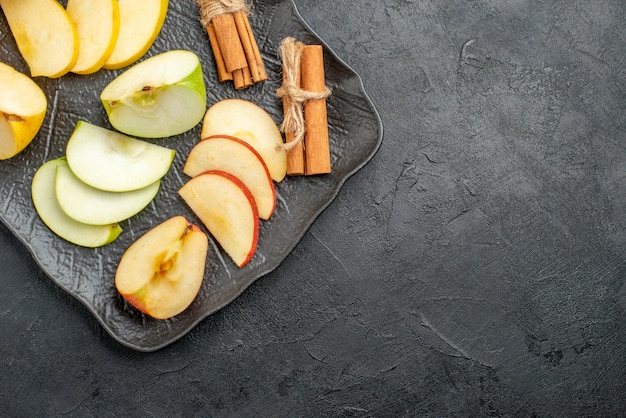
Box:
[0, 0, 382, 351]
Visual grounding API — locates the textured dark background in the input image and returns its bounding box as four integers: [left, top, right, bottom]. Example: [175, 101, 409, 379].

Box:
[1, 0, 625, 416]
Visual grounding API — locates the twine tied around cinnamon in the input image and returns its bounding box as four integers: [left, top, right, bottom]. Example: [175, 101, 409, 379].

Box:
[197, 0, 250, 27]
[276, 37, 331, 152]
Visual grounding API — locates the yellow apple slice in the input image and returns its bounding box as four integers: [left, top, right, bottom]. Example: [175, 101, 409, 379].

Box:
[0, 62, 47, 160]
[32, 158, 123, 248]
[201, 99, 288, 182]
[0, 0, 78, 78]
[66, 0, 120, 75]
[103, 0, 168, 70]
[179, 171, 259, 268]
[184, 135, 276, 220]
[115, 216, 208, 319]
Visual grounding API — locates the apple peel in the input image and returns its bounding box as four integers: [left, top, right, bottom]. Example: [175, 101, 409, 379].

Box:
[184, 134, 276, 220]
[179, 170, 259, 268]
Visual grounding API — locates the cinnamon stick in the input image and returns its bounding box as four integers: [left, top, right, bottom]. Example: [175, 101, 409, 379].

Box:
[301, 45, 331, 175]
[211, 13, 247, 73]
[206, 22, 232, 82]
[238, 11, 267, 82]
[234, 11, 261, 82]
[197, 0, 267, 88]
[233, 66, 253, 90]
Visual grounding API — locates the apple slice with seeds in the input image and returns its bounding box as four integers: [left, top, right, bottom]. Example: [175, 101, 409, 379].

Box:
[101, 49, 206, 138]
[184, 135, 276, 220]
[0, 62, 47, 160]
[115, 216, 208, 320]
[179, 170, 259, 268]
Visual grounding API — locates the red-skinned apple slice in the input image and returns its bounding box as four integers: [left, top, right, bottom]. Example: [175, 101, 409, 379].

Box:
[115, 216, 209, 320]
[184, 135, 276, 220]
[179, 170, 259, 268]
[200, 99, 287, 182]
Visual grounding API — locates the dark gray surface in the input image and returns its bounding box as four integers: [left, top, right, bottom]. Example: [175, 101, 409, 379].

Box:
[1, 0, 624, 416]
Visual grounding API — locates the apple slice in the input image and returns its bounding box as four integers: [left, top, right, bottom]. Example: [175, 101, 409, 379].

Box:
[101, 50, 207, 138]
[201, 99, 287, 182]
[179, 171, 259, 268]
[67, 0, 120, 75]
[184, 135, 276, 220]
[55, 163, 160, 225]
[0, 0, 78, 78]
[65, 121, 175, 192]
[0, 62, 47, 160]
[32, 158, 122, 248]
[115, 216, 208, 320]
[103, 0, 168, 70]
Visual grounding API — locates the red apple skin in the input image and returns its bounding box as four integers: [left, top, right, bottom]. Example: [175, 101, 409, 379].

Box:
[187, 134, 276, 220]
[199, 170, 259, 267]
[180, 170, 259, 268]
[122, 287, 149, 315]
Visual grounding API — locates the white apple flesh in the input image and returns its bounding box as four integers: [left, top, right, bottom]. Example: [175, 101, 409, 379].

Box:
[101, 50, 207, 138]
[184, 135, 276, 220]
[32, 158, 122, 248]
[200, 99, 287, 182]
[55, 163, 160, 226]
[179, 170, 259, 268]
[115, 216, 208, 320]
[65, 121, 175, 192]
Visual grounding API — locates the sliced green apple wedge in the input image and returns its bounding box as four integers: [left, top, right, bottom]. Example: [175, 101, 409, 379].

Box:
[115, 216, 208, 319]
[32, 158, 122, 248]
[65, 121, 175, 192]
[101, 50, 207, 138]
[55, 163, 160, 225]
[200, 99, 287, 182]
[179, 170, 259, 268]
[184, 135, 276, 220]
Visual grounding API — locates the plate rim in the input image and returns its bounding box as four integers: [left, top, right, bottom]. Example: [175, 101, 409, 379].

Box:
[0, 0, 384, 352]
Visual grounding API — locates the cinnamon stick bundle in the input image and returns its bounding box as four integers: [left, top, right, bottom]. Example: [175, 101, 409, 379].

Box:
[197, 0, 267, 89]
[277, 37, 332, 175]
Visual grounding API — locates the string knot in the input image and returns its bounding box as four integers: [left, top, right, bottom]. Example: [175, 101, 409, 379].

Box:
[276, 37, 331, 152]
[197, 0, 250, 27]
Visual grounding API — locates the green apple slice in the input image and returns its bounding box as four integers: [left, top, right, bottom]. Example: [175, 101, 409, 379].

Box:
[100, 50, 207, 138]
[32, 158, 122, 247]
[65, 121, 175, 192]
[55, 163, 160, 225]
